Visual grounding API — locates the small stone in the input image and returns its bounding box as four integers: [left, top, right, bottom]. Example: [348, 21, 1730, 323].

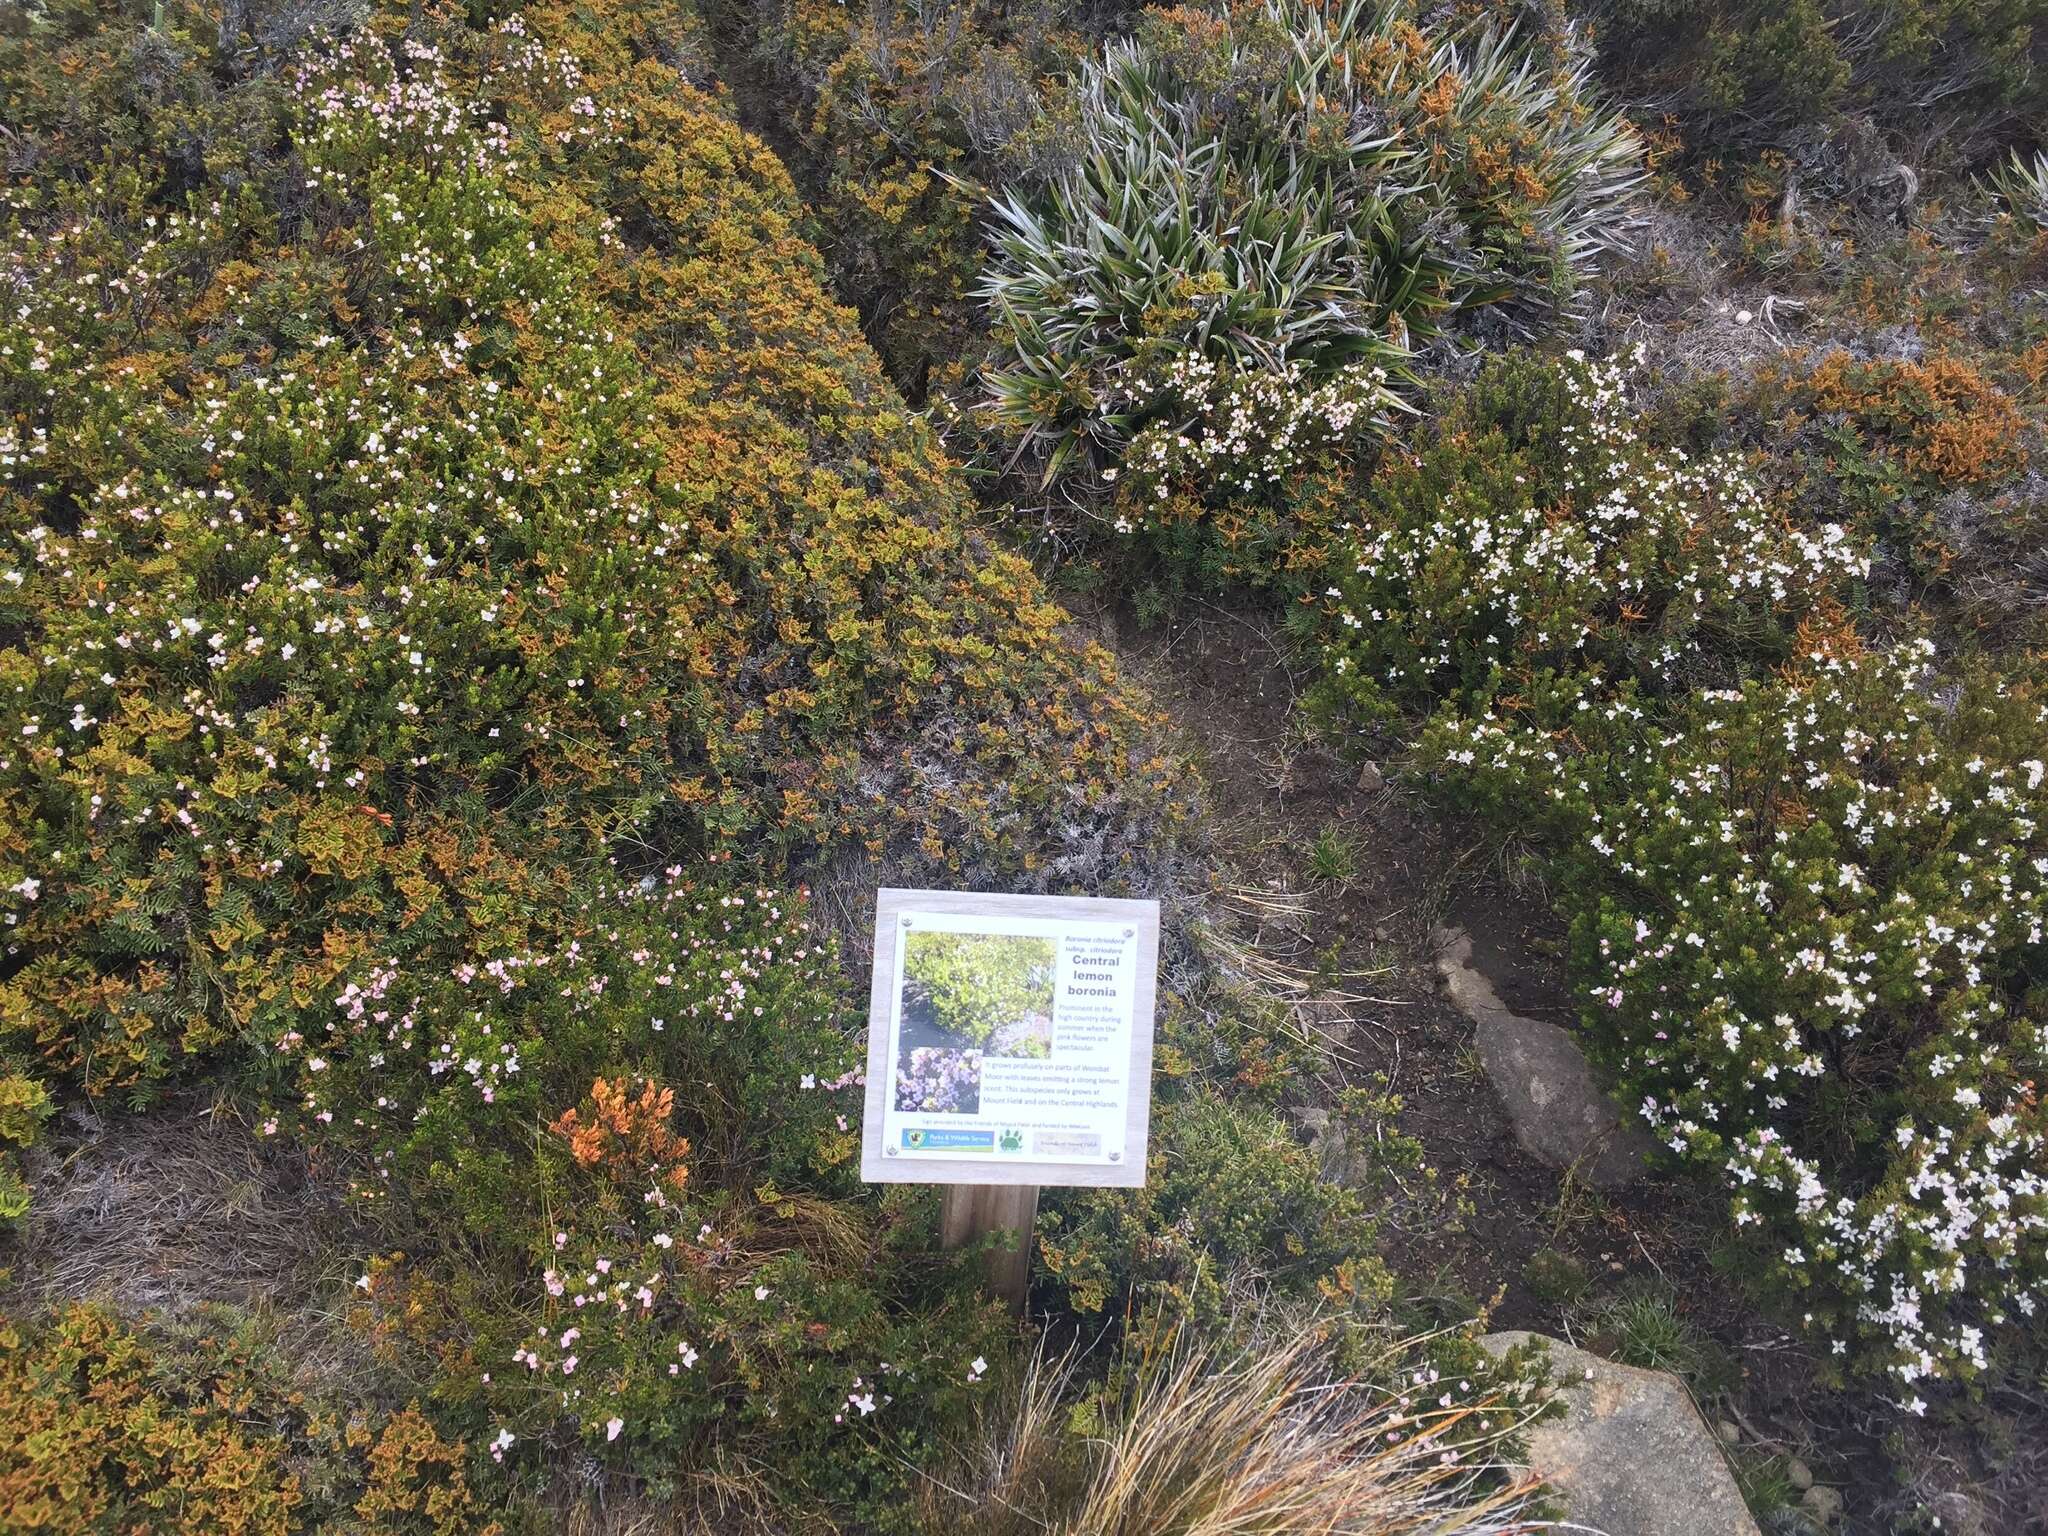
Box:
[1717, 1419, 1742, 1447]
[1434, 927, 1654, 1188]
[1735, 308, 1754, 325]
[1924, 1493, 1989, 1536]
[1800, 1485, 1843, 1526]
[1784, 1456, 1813, 1492]
[1356, 760, 1385, 793]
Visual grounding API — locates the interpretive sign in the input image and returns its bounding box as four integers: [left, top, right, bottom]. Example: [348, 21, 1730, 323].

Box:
[860, 887, 1159, 1189]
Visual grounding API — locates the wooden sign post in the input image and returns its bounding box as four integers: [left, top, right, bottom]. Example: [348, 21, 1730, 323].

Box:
[939, 1184, 1039, 1308]
[861, 889, 1160, 1312]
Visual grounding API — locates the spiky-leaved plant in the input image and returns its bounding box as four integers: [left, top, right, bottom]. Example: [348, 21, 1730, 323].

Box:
[974, 0, 1644, 485]
[1984, 147, 2048, 228]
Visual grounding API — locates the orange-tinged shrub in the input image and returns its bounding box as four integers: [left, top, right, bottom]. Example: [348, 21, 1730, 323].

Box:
[355, 1407, 502, 1536]
[551, 1075, 692, 1191]
[0, 1305, 302, 1536]
[0, 0, 1179, 1118]
[1803, 352, 2025, 487]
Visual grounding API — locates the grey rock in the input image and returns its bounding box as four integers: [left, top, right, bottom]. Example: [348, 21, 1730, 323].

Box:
[1785, 1456, 1814, 1492]
[1924, 1492, 1989, 1536]
[1356, 760, 1385, 793]
[1289, 1106, 1331, 1136]
[1801, 1486, 1843, 1526]
[1435, 928, 1655, 1189]
[1482, 1331, 1760, 1536]
[1717, 1418, 1743, 1447]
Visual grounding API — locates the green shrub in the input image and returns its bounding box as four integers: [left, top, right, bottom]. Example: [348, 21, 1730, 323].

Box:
[1036, 1093, 1390, 1321]
[738, 0, 1085, 392]
[1586, 0, 2047, 159]
[0, 1072, 52, 1222]
[0, 0, 1177, 1116]
[1314, 350, 2048, 1397]
[285, 870, 1012, 1514]
[1984, 148, 2048, 228]
[973, 0, 1643, 488]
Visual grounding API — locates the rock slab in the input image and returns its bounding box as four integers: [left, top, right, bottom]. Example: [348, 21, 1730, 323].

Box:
[1482, 1330, 1760, 1536]
[1434, 926, 1653, 1189]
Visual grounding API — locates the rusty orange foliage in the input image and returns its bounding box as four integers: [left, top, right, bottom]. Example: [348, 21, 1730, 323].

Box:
[551, 1076, 692, 1192]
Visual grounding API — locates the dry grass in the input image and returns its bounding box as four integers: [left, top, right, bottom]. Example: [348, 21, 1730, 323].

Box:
[2, 1092, 338, 1314]
[919, 1323, 1550, 1536]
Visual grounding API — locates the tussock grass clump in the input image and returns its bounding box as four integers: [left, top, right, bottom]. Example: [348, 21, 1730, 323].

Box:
[921, 1323, 1547, 1536]
[975, 0, 1645, 484]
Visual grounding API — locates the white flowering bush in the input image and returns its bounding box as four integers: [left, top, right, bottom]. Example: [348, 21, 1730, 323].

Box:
[1113, 358, 1397, 506]
[1317, 350, 2048, 1394]
[1316, 351, 1868, 733]
[1428, 653, 2048, 1392]
[293, 870, 1010, 1499]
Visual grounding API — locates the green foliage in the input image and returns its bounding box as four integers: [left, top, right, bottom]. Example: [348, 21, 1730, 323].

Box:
[1587, 0, 2048, 159]
[0, 1302, 512, 1534]
[1521, 1247, 1591, 1306]
[0, 0, 1179, 1520]
[1036, 1093, 1389, 1322]
[974, 0, 1643, 488]
[1314, 350, 2048, 1397]
[1572, 1287, 1711, 1379]
[1984, 148, 2048, 228]
[0, 0, 1178, 1120]
[740, 0, 1085, 392]
[903, 930, 1055, 1050]
[1306, 825, 1361, 886]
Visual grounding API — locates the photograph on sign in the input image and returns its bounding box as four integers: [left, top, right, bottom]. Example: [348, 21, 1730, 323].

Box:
[861, 889, 1158, 1188]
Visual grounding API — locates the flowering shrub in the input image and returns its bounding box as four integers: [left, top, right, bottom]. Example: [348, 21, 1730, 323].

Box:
[1427, 650, 2047, 1394]
[896, 1045, 985, 1112]
[1314, 350, 1867, 735]
[0, 0, 1178, 1120]
[278, 873, 854, 1217]
[283, 871, 1010, 1510]
[1315, 349, 2048, 1394]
